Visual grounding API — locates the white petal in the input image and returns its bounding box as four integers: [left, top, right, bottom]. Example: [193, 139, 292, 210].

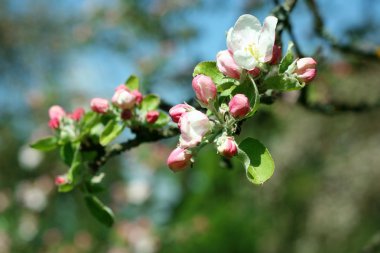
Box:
[230, 14, 261, 52]
[226, 27, 233, 51]
[258, 16, 278, 62]
[233, 50, 257, 70]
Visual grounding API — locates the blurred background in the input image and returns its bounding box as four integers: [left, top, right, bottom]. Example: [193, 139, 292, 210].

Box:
[1, 0, 380, 252]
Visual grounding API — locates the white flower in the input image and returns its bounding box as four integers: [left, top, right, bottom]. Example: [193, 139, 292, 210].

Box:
[227, 14, 278, 70]
[179, 110, 211, 148]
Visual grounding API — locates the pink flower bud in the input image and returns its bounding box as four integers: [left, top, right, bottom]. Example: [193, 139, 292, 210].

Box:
[115, 84, 128, 91]
[229, 94, 250, 118]
[192, 75, 217, 106]
[146, 111, 159, 124]
[295, 57, 317, 82]
[179, 110, 211, 148]
[90, 98, 109, 114]
[216, 136, 238, 158]
[49, 105, 66, 120]
[248, 67, 261, 77]
[216, 50, 242, 79]
[121, 109, 133, 120]
[55, 175, 68, 185]
[69, 107, 85, 121]
[169, 104, 194, 123]
[131, 90, 143, 105]
[167, 147, 192, 172]
[48, 118, 60, 129]
[269, 45, 282, 65]
[112, 89, 136, 109]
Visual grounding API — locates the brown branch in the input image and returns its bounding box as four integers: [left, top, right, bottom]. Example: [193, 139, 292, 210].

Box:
[271, 0, 303, 57]
[87, 125, 179, 173]
[305, 0, 379, 61]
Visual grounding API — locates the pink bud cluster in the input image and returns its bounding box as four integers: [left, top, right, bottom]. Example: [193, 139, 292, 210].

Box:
[89, 84, 160, 124]
[167, 102, 211, 171]
[167, 74, 250, 171]
[48, 105, 85, 129]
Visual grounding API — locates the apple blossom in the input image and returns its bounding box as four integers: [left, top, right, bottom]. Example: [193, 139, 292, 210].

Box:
[192, 74, 217, 106]
[216, 50, 242, 79]
[90, 98, 109, 114]
[116, 84, 130, 91]
[131, 90, 143, 105]
[169, 104, 194, 123]
[69, 107, 85, 121]
[55, 175, 68, 185]
[227, 14, 278, 70]
[295, 57, 317, 82]
[167, 147, 192, 172]
[112, 89, 136, 110]
[216, 135, 238, 158]
[146, 111, 159, 124]
[48, 118, 60, 129]
[49, 105, 66, 120]
[229, 94, 250, 118]
[179, 110, 211, 148]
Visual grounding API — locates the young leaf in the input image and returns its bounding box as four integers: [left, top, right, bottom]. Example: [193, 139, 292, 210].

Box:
[58, 146, 83, 193]
[125, 75, 139, 91]
[264, 74, 304, 91]
[30, 137, 58, 151]
[279, 42, 294, 73]
[141, 94, 160, 112]
[193, 61, 224, 83]
[99, 120, 124, 146]
[60, 142, 75, 166]
[81, 112, 99, 131]
[238, 138, 275, 184]
[85, 195, 114, 227]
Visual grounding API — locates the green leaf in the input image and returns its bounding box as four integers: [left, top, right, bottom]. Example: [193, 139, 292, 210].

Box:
[30, 137, 58, 151]
[125, 75, 139, 91]
[238, 138, 275, 184]
[99, 120, 124, 146]
[60, 143, 75, 166]
[81, 112, 99, 131]
[141, 94, 160, 111]
[85, 195, 114, 227]
[193, 61, 224, 83]
[264, 74, 304, 91]
[58, 183, 74, 193]
[86, 173, 106, 193]
[279, 42, 294, 73]
[220, 85, 236, 97]
[58, 146, 83, 193]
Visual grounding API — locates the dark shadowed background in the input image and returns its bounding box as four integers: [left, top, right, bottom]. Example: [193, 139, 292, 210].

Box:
[1, 0, 380, 252]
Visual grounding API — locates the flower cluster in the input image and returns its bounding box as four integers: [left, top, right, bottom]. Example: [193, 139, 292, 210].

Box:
[166, 14, 317, 178]
[31, 13, 319, 227]
[35, 77, 171, 190]
[167, 74, 249, 171]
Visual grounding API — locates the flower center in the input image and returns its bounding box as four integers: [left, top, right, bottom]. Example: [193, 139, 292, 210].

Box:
[246, 44, 260, 60]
